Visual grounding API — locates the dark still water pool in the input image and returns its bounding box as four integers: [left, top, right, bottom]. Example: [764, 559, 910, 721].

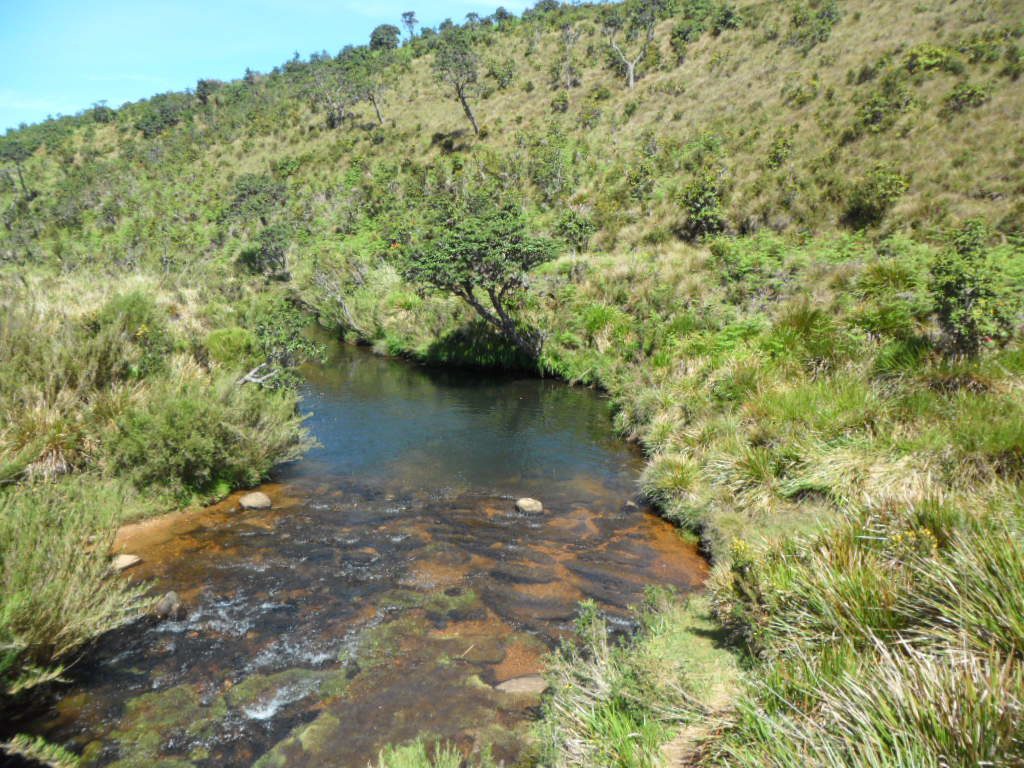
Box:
[8, 338, 706, 767]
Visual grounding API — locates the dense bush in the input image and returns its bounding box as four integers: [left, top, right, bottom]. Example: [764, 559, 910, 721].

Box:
[930, 219, 1017, 356]
[108, 375, 309, 499]
[677, 168, 727, 240]
[843, 166, 909, 228]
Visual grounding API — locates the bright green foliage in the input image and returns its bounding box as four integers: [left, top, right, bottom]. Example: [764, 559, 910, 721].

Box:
[2, 733, 81, 768]
[787, 0, 841, 52]
[903, 43, 963, 74]
[930, 219, 1017, 356]
[943, 82, 990, 113]
[205, 326, 260, 369]
[371, 738, 495, 768]
[396, 198, 557, 355]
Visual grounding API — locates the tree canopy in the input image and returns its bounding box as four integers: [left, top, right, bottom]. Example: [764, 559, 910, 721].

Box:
[395, 198, 557, 356]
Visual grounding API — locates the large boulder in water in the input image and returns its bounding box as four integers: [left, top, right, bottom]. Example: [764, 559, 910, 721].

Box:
[240, 491, 272, 510]
[515, 498, 543, 514]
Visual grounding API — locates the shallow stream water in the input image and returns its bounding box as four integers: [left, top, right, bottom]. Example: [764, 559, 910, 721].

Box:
[7, 338, 706, 767]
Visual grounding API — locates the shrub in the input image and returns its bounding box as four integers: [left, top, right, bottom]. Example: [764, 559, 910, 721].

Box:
[677, 168, 727, 240]
[225, 173, 287, 225]
[205, 327, 259, 370]
[486, 58, 517, 89]
[843, 166, 909, 229]
[787, 0, 841, 52]
[132, 92, 193, 138]
[92, 291, 174, 380]
[554, 208, 597, 252]
[942, 82, 990, 114]
[239, 223, 292, 279]
[904, 43, 963, 74]
[929, 219, 1017, 356]
[107, 375, 310, 498]
[856, 77, 914, 133]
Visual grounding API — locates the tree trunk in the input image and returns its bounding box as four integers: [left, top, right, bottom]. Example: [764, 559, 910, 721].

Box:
[369, 95, 384, 125]
[456, 86, 480, 135]
[14, 163, 29, 199]
[626, 61, 636, 89]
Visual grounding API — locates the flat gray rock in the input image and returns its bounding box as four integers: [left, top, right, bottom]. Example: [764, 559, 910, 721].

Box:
[239, 491, 272, 510]
[495, 675, 549, 695]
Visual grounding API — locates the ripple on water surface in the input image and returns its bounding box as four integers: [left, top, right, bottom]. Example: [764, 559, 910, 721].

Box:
[9, 338, 707, 767]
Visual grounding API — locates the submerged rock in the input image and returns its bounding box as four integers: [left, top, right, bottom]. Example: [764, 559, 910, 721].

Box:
[515, 498, 543, 514]
[240, 491, 272, 510]
[112, 553, 142, 571]
[495, 675, 549, 695]
[154, 591, 183, 620]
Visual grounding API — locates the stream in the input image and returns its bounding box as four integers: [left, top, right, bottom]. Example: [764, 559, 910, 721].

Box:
[7, 337, 707, 767]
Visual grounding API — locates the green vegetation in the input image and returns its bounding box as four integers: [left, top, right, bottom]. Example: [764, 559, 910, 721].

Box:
[0, 275, 315, 702]
[2, 0, 1024, 764]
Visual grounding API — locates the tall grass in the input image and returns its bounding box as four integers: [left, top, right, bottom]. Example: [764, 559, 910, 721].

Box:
[0, 480, 148, 695]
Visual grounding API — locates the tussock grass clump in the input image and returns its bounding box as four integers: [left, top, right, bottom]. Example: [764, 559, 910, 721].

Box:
[0, 480, 149, 695]
[706, 495, 1024, 766]
[371, 738, 495, 768]
[537, 591, 737, 768]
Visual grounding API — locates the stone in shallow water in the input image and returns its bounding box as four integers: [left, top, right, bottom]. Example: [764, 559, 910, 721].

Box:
[112, 553, 141, 571]
[514, 498, 543, 514]
[495, 675, 549, 695]
[239, 492, 272, 510]
[154, 591, 183, 620]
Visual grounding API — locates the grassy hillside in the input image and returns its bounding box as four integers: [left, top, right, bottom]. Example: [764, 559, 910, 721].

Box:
[2, 0, 1024, 765]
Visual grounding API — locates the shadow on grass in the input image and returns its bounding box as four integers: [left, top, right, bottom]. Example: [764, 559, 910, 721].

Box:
[423, 320, 536, 372]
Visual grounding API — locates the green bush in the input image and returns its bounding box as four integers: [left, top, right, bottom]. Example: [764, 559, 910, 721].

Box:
[554, 208, 597, 252]
[843, 166, 909, 229]
[903, 43, 963, 74]
[205, 326, 260, 369]
[677, 168, 727, 240]
[929, 219, 1017, 356]
[107, 376, 310, 498]
[942, 82, 990, 114]
[239, 223, 292, 279]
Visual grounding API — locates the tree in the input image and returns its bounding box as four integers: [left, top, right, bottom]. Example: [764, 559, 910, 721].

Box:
[433, 28, 482, 135]
[930, 219, 1016, 357]
[0, 138, 33, 199]
[370, 24, 401, 51]
[401, 11, 419, 41]
[396, 199, 558, 357]
[603, 0, 673, 89]
[340, 47, 397, 125]
[551, 23, 582, 89]
[311, 62, 350, 128]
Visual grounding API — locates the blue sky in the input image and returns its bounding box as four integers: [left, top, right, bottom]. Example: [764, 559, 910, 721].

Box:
[0, 0, 528, 132]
